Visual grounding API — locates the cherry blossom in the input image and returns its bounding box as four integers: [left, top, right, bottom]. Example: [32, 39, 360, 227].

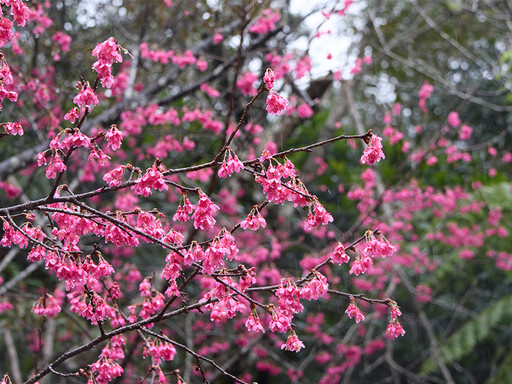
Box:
[132, 165, 169, 196]
[281, 333, 305, 352]
[105, 124, 123, 150]
[360, 134, 385, 165]
[266, 90, 288, 115]
[264, 68, 275, 90]
[345, 301, 365, 323]
[192, 192, 219, 230]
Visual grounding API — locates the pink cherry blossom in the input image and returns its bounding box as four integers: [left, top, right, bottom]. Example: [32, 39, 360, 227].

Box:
[266, 90, 288, 115]
[236, 71, 258, 96]
[360, 134, 385, 165]
[64, 107, 80, 123]
[106, 124, 123, 150]
[103, 165, 126, 187]
[297, 103, 314, 119]
[132, 165, 169, 196]
[92, 37, 123, 88]
[281, 333, 305, 352]
[245, 313, 265, 333]
[331, 242, 349, 265]
[213, 33, 223, 44]
[240, 208, 267, 231]
[73, 84, 99, 107]
[345, 302, 365, 323]
[3, 121, 23, 135]
[264, 68, 275, 90]
[249, 9, 280, 34]
[447, 111, 461, 128]
[192, 192, 219, 230]
[459, 124, 472, 140]
[32, 293, 62, 317]
[218, 149, 244, 178]
[386, 320, 405, 338]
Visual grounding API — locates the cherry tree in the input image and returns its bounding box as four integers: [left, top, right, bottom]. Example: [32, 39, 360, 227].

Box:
[0, 1, 510, 384]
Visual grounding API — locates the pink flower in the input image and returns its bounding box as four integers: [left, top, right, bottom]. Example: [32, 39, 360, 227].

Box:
[426, 156, 437, 166]
[249, 9, 280, 34]
[213, 33, 223, 44]
[389, 302, 402, 319]
[192, 192, 219, 230]
[32, 293, 61, 317]
[103, 165, 126, 187]
[364, 236, 396, 258]
[236, 71, 258, 96]
[301, 272, 328, 300]
[64, 107, 80, 123]
[266, 90, 288, 115]
[3, 122, 23, 136]
[264, 68, 275, 90]
[269, 308, 292, 333]
[245, 313, 265, 333]
[45, 154, 67, 179]
[386, 320, 405, 338]
[240, 209, 266, 231]
[73, 84, 99, 107]
[331, 242, 349, 265]
[88, 146, 111, 165]
[52, 31, 72, 52]
[281, 333, 305, 352]
[418, 82, 434, 112]
[91, 358, 123, 384]
[459, 125, 472, 140]
[106, 124, 123, 150]
[295, 56, 312, 79]
[0, 17, 14, 48]
[62, 131, 91, 150]
[146, 340, 177, 363]
[0, 56, 17, 108]
[297, 103, 314, 119]
[459, 249, 474, 259]
[418, 83, 434, 99]
[92, 37, 123, 88]
[173, 196, 196, 222]
[303, 202, 333, 231]
[218, 149, 244, 178]
[10, 1, 30, 27]
[447, 111, 461, 128]
[132, 165, 169, 196]
[360, 134, 385, 165]
[345, 302, 365, 323]
[349, 254, 373, 276]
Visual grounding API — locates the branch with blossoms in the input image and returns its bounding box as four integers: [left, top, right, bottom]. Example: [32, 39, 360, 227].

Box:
[0, 3, 406, 384]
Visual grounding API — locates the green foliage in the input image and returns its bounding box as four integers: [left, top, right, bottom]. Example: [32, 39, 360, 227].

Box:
[486, 348, 512, 384]
[420, 293, 512, 375]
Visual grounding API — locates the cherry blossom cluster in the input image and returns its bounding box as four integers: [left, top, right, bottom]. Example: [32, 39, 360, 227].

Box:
[92, 37, 123, 88]
[0, 6, 415, 384]
[360, 132, 385, 165]
[140, 42, 207, 70]
[218, 147, 244, 178]
[418, 82, 434, 112]
[249, 8, 281, 34]
[0, 0, 30, 47]
[0, 54, 18, 110]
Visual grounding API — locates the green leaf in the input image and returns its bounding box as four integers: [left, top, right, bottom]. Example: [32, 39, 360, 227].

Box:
[420, 293, 512, 375]
[486, 350, 512, 384]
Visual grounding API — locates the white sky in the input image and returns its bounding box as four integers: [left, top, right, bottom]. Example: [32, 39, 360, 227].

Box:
[289, 0, 363, 79]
